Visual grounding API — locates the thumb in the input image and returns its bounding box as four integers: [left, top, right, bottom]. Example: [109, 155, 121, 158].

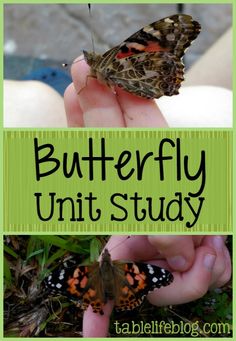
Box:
[148, 235, 195, 271]
[83, 301, 114, 337]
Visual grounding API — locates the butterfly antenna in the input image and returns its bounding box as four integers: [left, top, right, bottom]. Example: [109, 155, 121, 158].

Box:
[62, 56, 85, 68]
[88, 3, 95, 53]
[177, 3, 184, 13]
[62, 4, 94, 68]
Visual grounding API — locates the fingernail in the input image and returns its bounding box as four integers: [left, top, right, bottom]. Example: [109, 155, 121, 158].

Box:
[213, 236, 224, 251]
[204, 253, 216, 271]
[168, 255, 187, 269]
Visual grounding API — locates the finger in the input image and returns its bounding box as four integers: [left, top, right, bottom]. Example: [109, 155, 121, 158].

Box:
[148, 235, 195, 271]
[83, 302, 114, 337]
[64, 83, 84, 127]
[5, 80, 66, 127]
[192, 235, 205, 247]
[218, 245, 232, 287]
[147, 246, 216, 306]
[202, 236, 232, 288]
[116, 88, 168, 127]
[71, 58, 125, 127]
[105, 235, 159, 261]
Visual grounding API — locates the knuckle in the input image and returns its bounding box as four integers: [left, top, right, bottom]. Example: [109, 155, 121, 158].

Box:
[184, 282, 209, 301]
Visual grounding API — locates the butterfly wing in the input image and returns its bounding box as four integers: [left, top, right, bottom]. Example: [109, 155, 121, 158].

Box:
[120, 14, 200, 59]
[44, 261, 106, 314]
[44, 257, 173, 314]
[84, 15, 200, 99]
[113, 262, 174, 312]
[93, 15, 199, 99]
[106, 51, 184, 99]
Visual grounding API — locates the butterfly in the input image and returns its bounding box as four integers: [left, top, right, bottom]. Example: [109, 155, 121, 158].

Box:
[83, 14, 201, 99]
[44, 248, 174, 315]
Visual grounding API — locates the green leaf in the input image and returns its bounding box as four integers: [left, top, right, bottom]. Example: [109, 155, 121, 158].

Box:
[35, 235, 86, 254]
[46, 248, 68, 267]
[4, 257, 12, 287]
[90, 238, 102, 262]
[4, 245, 18, 259]
[26, 236, 42, 260]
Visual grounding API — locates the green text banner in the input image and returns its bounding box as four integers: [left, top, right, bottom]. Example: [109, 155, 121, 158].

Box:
[4, 130, 232, 233]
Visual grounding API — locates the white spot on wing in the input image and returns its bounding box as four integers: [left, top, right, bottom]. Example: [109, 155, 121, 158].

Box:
[147, 264, 155, 274]
[166, 33, 176, 41]
[164, 18, 174, 24]
[152, 30, 161, 37]
[59, 269, 65, 280]
[143, 25, 153, 33]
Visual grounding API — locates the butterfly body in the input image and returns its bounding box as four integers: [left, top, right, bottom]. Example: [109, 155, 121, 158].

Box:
[83, 14, 201, 99]
[45, 248, 173, 315]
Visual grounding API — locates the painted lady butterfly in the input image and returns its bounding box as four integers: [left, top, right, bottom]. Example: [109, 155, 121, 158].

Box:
[45, 248, 173, 315]
[83, 14, 201, 99]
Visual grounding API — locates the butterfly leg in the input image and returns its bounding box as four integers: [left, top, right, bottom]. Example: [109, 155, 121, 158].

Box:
[77, 74, 96, 95]
[110, 85, 117, 95]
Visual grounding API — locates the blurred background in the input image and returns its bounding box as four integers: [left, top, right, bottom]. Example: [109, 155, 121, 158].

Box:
[4, 3, 232, 80]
